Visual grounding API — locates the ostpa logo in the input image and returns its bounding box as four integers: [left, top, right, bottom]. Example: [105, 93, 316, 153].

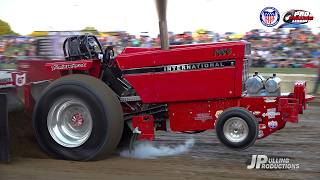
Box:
[283, 10, 314, 24]
[260, 7, 280, 27]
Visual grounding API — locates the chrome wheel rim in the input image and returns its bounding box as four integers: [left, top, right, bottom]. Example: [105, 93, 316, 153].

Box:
[47, 98, 93, 148]
[223, 117, 249, 143]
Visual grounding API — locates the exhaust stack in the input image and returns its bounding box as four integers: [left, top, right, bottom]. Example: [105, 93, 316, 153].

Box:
[155, 0, 169, 50]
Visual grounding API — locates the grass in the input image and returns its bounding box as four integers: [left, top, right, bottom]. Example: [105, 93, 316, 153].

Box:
[249, 67, 317, 75]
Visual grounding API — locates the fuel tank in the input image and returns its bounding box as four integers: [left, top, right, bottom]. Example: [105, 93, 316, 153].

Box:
[116, 42, 246, 103]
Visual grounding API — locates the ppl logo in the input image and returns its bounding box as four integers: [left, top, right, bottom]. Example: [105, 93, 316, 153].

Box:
[247, 155, 300, 170]
[283, 10, 314, 24]
[260, 7, 280, 27]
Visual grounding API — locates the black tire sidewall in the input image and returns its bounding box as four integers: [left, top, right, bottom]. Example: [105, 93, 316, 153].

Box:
[216, 107, 258, 150]
[33, 75, 123, 161]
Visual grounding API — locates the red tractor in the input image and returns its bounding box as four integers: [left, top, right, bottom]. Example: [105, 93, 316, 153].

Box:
[29, 1, 313, 161]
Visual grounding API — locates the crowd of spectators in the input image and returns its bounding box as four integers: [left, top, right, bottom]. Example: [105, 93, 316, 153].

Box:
[0, 36, 36, 64]
[0, 27, 319, 68]
[247, 28, 320, 68]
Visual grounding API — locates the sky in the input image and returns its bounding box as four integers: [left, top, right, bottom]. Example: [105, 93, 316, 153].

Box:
[0, 0, 319, 36]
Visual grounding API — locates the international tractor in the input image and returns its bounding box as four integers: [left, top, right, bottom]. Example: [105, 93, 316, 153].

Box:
[23, 0, 313, 161]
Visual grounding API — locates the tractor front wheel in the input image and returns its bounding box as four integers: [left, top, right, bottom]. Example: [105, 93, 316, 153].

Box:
[215, 107, 258, 150]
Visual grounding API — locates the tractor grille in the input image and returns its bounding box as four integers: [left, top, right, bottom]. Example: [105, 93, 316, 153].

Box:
[242, 57, 249, 91]
[242, 42, 251, 91]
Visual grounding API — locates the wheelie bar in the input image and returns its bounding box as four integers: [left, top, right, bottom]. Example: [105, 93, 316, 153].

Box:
[0, 93, 10, 163]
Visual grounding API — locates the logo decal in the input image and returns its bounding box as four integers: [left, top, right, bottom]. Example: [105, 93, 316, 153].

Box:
[264, 97, 277, 103]
[15, 73, 26, 87]
[258, 130, 264, 138]
[268, 120, 278, 129]
[51, 63, 87, 71]
[215, 110, 223, 118]
[252, 111, 261, 115]
[194, 113, 213, 121]
[122, 60, 236, 75]
[283, 10, 314, 24]
[247, 155, 299, 170]
[260, 7, 280, 27]
[266, 108, 280, 119]
[259, 124, 266, 129]
[163, 60, 235, 72]
[214, 48, 232, 56]
[0, 78, 11, 84]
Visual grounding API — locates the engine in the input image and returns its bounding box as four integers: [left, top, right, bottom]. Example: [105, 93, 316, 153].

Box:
[265, 74, 281, 93]
[244, 72, 281, 96]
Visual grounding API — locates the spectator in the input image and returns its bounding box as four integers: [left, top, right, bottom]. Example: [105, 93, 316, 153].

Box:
[313, 58, 320, 95]
[1, 28, 319, 70]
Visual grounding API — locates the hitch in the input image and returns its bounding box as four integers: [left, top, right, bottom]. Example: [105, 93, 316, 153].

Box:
[129, 115, 155, 153]
[129, 127, 141, 153]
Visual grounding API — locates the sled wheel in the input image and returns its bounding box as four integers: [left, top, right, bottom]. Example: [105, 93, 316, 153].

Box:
[33, 74, 123, 161]
[215, 107, 258, 150]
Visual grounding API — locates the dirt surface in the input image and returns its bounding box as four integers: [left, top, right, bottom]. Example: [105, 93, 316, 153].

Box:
[1, 106, 319, 180]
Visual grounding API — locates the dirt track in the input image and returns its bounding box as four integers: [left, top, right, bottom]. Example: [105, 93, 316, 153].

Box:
[0, 106, 319, 180]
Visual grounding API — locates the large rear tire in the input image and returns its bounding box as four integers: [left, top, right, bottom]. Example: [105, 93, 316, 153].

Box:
[33, 74, 123, 161]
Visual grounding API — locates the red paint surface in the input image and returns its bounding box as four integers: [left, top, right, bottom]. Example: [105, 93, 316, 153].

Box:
[17, 60, 62, 83]
[132, 115, 155, 141]
[117, 42, 245, 69]
[15, 43, 312, 141]
[168, 99, 238, 131]
[118, 42, 245, 103]
[167, 84, 309, 139]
